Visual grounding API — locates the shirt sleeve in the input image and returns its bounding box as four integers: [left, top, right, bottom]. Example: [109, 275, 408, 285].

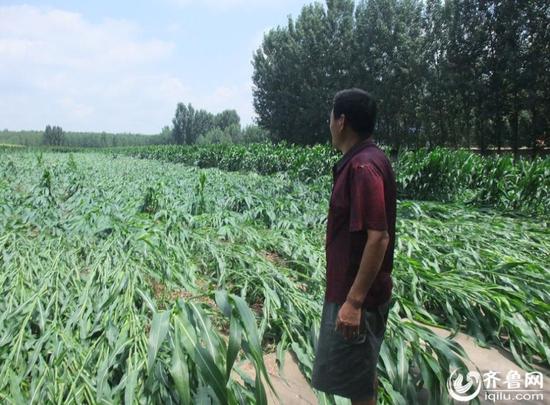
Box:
[349, 162, 387, 232]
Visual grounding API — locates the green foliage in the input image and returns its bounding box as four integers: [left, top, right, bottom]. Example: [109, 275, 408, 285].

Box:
[0, 151, 547, 404]
[253, 1, 347, 144]
[0, 129, 166, 148]
[190, 173, 207, 215]
[67, 153, 78, 172]
[158, 126, 173, 145]
[195, 124, 268, 145]
[224, 124, 242, 143]
[395, 148, 550, 215]
[395, 201, 550, 370]
[39, 168, 55, 204]
[214, 110, 240, 131]
[240, 125, 271, 144]
[35, 151, 44, 165]
[43, 125, 65, 146]
[140, 183, 163, 215]
[171, 103, 245, 146]
[143, 293, 275, 404]
[252, 0, 550, 150]
[119, 143, 550, 216]
[172, 103, 195, 145]
[196, 128, 232, 145]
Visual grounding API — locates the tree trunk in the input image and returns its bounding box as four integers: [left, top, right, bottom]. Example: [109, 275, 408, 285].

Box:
[531, 108, 538, 159]
[478, 113, 488, 156]
[495, 115, 502, 152]
[511, 92, 519, 160]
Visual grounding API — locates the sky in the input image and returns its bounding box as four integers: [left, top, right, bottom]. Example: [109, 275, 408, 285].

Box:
[0, 0, 313, 134]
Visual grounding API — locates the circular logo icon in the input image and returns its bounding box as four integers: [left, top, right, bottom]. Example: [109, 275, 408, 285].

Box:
[447, 369, 482, 402]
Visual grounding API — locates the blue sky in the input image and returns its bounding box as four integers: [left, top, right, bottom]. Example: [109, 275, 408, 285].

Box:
[0, 0, 313, 133]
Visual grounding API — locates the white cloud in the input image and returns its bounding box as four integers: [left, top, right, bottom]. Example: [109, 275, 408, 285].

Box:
[0, 6, 173, 72]
[0, 5, 186, 133]
[198, 81, 256, 124]
[0, 4, 261, 133]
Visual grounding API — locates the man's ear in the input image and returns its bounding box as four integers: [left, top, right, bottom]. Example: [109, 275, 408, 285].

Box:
[339, 114, 346, 131]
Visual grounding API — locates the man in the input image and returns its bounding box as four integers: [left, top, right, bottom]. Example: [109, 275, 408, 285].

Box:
[311, 88, 397, 405]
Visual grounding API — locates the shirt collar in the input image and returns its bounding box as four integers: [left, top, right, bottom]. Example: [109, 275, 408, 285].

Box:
[332, 138, 375, 176]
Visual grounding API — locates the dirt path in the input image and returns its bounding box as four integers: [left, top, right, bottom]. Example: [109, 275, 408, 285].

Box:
[429, 326, 549, 405]
[239, 325, 549, 405]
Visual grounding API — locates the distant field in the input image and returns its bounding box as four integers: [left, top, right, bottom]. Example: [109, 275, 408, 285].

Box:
[0, 130, 163, 148]
[0, 143, 24, 148]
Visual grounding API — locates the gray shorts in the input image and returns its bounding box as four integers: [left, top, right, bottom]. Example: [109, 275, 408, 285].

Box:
[311, 299, 391, 401]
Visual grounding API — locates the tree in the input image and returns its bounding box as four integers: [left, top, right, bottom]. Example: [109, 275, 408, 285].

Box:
[253, 0, 356, 145]
[250, 0, 549, 150]
[214, 110, 240, 131]
[253, 23, 302, 143]
[172, 103, 191, 144]
[193, 110, 215, 141]
[172, 103, 221, 145]
[355, 0, 424, 150]
[100, 132, 107, 147]
[241, 125, 271, 143]
[196, 128, 232, 145]
[156, 126, 172, 144]
[224, 123, 242, 143]
[43, 125, 65, 146]
[523, 0, 550, 156]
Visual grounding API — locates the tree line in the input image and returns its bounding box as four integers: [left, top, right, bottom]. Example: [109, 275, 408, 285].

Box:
[0, 129, 168, 148]
[252, 0, 549, 153]
[3, 116, 269, 148]
[170, 103, 269, 145]
[2, 103, 270, 147]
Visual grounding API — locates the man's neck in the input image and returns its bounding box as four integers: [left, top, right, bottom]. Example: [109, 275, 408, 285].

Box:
[340, 134, 363, 155]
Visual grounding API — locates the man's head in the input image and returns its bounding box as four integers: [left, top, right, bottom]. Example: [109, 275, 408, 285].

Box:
[329, 88, 377, 150]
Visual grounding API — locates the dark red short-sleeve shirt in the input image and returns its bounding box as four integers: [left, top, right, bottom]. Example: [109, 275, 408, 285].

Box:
[325, 138, 397, 309]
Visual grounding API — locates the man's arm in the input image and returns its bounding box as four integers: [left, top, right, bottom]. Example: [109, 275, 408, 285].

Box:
[335, 162, 389, 340]
[346, 229, 390, 307]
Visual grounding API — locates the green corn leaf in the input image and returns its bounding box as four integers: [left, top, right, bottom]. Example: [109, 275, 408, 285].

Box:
[169, 332, 191, 405]
[124, 365, 139, 405]
[194, 346, 227, 404]
[226, 315, 242, 381]
[147, 310, 171, 373]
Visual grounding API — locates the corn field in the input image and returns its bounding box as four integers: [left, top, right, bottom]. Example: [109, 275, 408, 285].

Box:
[0, 150, 548, 404]
[114, 142, 550, 216]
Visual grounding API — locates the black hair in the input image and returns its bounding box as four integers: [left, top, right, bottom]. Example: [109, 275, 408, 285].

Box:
[332, 88, 377, 139]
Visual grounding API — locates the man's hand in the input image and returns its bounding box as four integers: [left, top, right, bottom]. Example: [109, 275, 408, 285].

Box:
[335, 300, 363, 340]
[336, 229, 389, 341]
